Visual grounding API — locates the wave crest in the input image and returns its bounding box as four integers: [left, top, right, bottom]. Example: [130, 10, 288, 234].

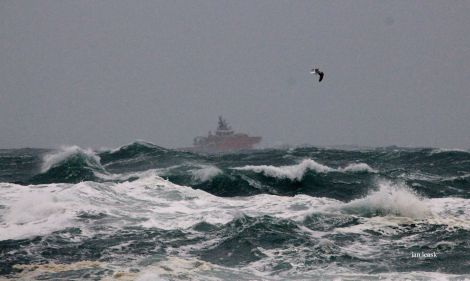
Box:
[233, 159, 376, 181]
[31, 146, 106, 184]
[342, 181, 430, 218]
[41, 146, 101, 173]
[339, 163, 377, 173]
[233, 159, 333, 181]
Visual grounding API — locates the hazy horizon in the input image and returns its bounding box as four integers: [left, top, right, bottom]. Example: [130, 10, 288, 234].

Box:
[1, 1, 469, 149]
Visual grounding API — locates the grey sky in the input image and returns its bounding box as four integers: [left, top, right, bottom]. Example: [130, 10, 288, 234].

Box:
[1, 1, 469, 149]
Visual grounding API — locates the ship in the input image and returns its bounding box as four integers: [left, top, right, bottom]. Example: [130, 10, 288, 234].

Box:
[181, 116, 262, 154]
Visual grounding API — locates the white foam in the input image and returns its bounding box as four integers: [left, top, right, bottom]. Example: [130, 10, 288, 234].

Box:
[336, 194, 470, 239]
[233, 159, 333, 181]
[191, 166, 222, 182]
[3, 170, 468, 254]
[41, 145, 101, 172]
[0, 183, 97, 240]
[233, 159, 377, 181]
[0, 172, 342, 240]
[439, 173, 470, 182]
[117, 173, 339, 229]
[430, 148, 469, 155]
[3, 173, 470, 280]
[399, 172, 443, 182]
[425, 197, 470, 230]
[339, 163, 377, 173]
[342, 180, 430, 218]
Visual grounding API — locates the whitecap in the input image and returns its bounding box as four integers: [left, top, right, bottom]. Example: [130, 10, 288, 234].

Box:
[41, 145, 102, 173]
[339, 163, 377, 173]
[233, 159, 333, 181]
[342, 180, 430, 218]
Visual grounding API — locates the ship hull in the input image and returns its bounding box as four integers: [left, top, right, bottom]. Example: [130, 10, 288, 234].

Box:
[181, 135, 261, 154]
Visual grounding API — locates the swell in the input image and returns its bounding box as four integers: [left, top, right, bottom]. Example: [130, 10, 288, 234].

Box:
[21, 142, 203, 185]
[98, 141, 203, 173]
[157, 160, 376, 199]
[1, 144, 469, 200]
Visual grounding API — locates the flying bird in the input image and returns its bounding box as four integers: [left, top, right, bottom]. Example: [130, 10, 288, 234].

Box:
[310, 68, 324, 82]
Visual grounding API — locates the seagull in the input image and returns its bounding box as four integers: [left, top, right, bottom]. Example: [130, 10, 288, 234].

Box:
[310, 68, 324, 82]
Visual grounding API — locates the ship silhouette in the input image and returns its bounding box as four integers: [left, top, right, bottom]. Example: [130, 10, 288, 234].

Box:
[181, 116, 261, 154]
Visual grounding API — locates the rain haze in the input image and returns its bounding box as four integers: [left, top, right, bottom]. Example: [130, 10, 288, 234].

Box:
[1, 0, 469, 149]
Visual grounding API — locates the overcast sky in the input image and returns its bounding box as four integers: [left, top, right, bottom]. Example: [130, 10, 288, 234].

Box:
[1, 1, 469, 149]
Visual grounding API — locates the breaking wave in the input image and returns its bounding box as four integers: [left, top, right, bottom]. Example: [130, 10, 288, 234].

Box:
[30, 146, 107, 184]
[234, 159, 336, 181]
[233, 159, 376, 180]
[2, 143, 470, 279]
[339, 163, 377, 173]
[41, 146, 101, 173]
[342, 180, 431, 218]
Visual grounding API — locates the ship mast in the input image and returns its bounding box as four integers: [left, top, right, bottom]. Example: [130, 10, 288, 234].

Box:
[216, 116, 233, 136]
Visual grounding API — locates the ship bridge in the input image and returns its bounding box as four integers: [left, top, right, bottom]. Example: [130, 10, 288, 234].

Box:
[215, 116, 234, 136]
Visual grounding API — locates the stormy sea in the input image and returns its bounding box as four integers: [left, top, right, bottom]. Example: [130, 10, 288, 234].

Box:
[1, 141, 469, 280]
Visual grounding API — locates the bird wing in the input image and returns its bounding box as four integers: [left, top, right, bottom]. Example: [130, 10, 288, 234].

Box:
[318, 72, 324, 82]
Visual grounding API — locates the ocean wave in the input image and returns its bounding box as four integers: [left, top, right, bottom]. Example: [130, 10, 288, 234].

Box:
[98, 140, 201, 173]
[29, 146, 107, 184]
[339, 163, 377, 173]
[341, 180, 430, 218]
[98, 141, 171, 168]
[41, 145, 101, 173]
[0, 183, 96, 240]
[429, 148, 470, 155]
[190, 165, 223, 182]
[2, 145, 470, 279]
[4, 145, 469, 199]
[233, 159, 376, 180]
[104, 140, 169, 157]
[2, 174, 470, 279]
[154, 162, 373, 199]
[233, 159, 333, 181]
[0, 173, 339, 240]
[197, 215, 310, 267]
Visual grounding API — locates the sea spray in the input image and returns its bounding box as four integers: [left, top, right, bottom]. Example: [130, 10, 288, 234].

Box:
[191, 165, 223, 182]
[342, 180, 431, 218]
[41, 145, 102, 173]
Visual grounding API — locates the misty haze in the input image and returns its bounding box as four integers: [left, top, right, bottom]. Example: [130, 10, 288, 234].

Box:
[1, 1, 469, 149]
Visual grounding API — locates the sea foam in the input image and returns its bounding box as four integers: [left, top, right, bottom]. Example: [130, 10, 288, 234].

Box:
[234, 159, 376, 181]
[191, 166, 222, 182]
[0, 184, 88, 240]
[233, 159, 333, 181]
[339, 163, 377, 173]
[342, 180, 430, 218]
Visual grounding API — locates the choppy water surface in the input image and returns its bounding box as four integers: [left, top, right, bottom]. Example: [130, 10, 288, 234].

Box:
[1, 142, 470, 280]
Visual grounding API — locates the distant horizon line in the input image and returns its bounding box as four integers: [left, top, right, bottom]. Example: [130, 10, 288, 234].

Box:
[0, 140, 468, 152]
